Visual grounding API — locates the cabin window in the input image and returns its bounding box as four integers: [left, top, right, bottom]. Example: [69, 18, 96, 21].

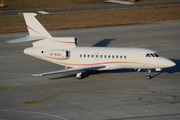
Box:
[116, 55, 118, 59]
[96, 55, 98, 58]
[108, 55, 111, 58]
[120, 55, 122, 59]
[112, 55, 114, 59]
[84, 54, 86, 58]
[80, 54, 82, 57]
[87, 55, 90, 58]
[91, 55, 94, 58]
[124, 56, 126, 59]
[104, 55, 106, 58]
[100, 55, 103, 58]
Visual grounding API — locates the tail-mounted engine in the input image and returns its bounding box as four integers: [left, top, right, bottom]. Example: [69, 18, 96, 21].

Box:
[33, 37, 78, 48]
[42, 49, 70, 60]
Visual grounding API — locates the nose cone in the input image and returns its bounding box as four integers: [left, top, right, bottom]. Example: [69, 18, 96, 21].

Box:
[163, 59, 176, 68]
[168, 60, 176, 67]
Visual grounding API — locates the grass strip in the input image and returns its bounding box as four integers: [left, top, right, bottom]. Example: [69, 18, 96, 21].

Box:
[0, 5, 180, 34]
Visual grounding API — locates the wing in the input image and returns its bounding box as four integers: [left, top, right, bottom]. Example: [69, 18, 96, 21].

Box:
[32, 65, 106, 76]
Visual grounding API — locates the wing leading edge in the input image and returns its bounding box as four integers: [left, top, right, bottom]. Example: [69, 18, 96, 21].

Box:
[32, 65, 106, 76]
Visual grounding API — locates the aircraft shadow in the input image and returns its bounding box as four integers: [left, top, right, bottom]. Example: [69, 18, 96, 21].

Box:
[96, 59, 179, 78]
[92, 38, 115, 47]
[50, 71, 91, 80]
[50, 57, 179, 80]
[163, 59, 180, 74]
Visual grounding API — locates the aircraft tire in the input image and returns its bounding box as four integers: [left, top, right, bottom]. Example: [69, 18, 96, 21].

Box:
[146, 75, 152, 80]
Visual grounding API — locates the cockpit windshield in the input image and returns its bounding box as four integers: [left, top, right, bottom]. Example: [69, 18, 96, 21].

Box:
[146, 53, 160, 57]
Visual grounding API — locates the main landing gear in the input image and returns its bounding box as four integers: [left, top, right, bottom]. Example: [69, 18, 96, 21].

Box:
[76, 72, 83, 79]
[76, 70, 98, 79]
[146, 69, 152, 80]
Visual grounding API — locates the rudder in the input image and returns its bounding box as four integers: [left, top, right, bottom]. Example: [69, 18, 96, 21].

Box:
[23, 13, 52, 38]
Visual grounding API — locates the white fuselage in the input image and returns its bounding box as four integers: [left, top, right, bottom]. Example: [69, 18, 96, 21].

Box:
[24, 46, 175, 71]
[7, 13, 176, 79]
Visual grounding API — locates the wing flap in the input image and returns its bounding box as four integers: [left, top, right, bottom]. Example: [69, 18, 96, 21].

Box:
[32, 65, 106, 76]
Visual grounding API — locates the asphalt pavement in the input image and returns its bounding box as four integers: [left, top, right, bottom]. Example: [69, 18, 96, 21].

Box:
[0, 20, 180, 120]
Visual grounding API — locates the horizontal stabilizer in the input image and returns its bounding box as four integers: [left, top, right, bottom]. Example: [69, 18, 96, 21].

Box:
[32, 65, 106, 76]
[6, 35, 44, 43]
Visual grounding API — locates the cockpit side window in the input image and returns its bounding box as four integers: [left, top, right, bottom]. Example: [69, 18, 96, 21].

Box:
[146, 53, 150, 57]
[150, 53, 155, 57]
[154, 53, 159, 57]
[146, 53, 160, 57]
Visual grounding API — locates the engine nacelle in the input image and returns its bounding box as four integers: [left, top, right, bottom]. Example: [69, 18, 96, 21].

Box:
[33, 37, 78, 48]
[54, 37, 78, 46]
[43, 49, 70, 60]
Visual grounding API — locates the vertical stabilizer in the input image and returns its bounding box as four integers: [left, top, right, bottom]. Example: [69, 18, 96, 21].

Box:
[23, 13, 52, 38]
[7, 13, 77, 49]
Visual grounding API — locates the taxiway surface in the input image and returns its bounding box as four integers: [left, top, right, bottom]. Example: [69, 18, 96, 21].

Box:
[0, 21, 180, 120]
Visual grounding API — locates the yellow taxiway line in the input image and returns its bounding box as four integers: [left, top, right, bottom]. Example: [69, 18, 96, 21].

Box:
[20, 91, 67, 105]
[0, 84, 12, 90]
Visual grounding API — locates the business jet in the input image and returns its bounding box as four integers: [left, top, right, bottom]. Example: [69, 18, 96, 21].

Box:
[7, 13, 175, 80]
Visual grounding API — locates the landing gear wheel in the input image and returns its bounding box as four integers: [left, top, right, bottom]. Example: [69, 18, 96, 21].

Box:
[146, 75, 152, 80]
[146, 69, 152, 80]
[76, 72, 83, 79]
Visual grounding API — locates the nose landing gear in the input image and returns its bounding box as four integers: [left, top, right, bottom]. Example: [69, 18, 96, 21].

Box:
[146, 69, 152, 80]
